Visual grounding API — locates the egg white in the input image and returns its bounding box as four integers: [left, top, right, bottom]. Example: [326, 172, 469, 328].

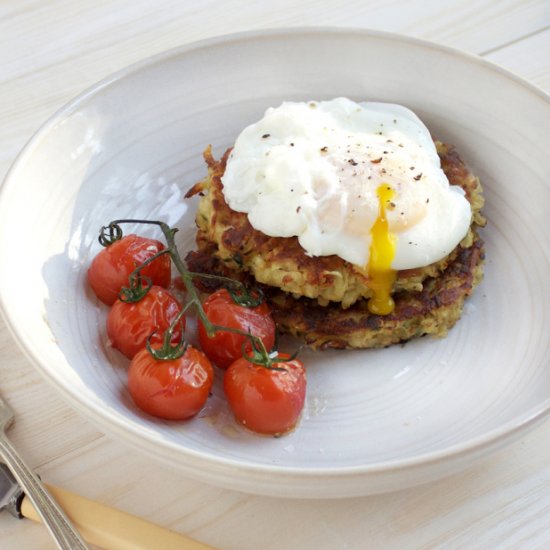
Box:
[221, 98, 471, 270]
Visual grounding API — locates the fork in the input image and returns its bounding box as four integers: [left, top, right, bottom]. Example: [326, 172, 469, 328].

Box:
[0, 392, 88, 549]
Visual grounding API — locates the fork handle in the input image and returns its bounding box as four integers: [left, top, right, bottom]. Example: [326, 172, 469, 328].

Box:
[0, 434, 88, 549]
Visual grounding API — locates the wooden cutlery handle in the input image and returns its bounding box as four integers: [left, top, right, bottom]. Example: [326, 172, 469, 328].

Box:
[21, 483, 216, 550]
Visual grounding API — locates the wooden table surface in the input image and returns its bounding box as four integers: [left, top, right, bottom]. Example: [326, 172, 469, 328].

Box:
[1, 2, 549, 549]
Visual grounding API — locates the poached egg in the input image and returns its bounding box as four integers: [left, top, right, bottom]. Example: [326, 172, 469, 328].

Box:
[221, 98, 471, 314]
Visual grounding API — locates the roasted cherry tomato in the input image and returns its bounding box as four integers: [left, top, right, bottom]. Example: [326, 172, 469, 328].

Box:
[198, 288, 276, 369]
[224, 354, 306, 435]
[128, 345, 213, 420]
[88, 234, 171, 305]
[107, 286, 184, 359]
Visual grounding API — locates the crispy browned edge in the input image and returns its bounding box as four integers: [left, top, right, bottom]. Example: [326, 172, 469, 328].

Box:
[186, 143, 485, 308]
[185, 143, 486, 350]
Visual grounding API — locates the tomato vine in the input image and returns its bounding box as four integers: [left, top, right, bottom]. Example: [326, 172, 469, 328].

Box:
[98, 219, 294, 368]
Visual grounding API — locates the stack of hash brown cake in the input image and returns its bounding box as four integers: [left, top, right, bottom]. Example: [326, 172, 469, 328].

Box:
[185, 142, 485, 350]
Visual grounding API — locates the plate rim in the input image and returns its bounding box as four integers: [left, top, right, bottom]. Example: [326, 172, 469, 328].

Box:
[0, 26, 549, 487]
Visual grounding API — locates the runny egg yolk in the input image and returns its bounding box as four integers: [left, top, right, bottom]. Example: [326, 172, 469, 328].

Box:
[367, 184, 397, 315]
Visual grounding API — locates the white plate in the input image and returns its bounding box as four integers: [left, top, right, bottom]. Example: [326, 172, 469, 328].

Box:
[0, 28, 549, 498]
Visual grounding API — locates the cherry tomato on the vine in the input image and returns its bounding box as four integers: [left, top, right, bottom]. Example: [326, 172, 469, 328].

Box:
[198, 288, 276, 369]
[128, 345, 213, 420]
[88, 234, 171, 305]
[107, 286, 184, 359]
[224, 354, 306, 435]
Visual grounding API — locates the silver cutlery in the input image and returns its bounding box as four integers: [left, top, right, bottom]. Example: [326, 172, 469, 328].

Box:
[1, 459, 217, 549]
[0, 392, 88, 549]
[1, 395, 216, 548]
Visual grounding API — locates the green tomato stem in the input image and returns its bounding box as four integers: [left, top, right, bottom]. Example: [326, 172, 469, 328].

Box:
[106, 219, 268, 359]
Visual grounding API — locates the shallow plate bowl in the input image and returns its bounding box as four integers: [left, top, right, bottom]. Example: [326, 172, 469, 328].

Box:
[0, 28, 549, 498]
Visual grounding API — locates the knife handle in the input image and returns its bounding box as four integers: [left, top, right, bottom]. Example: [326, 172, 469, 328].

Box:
[20, 483, 216, 550]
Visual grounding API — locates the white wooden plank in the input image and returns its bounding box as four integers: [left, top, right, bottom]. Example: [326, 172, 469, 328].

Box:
[0, 2, 547, 180]
[484, 27, 550, 92]
[0, 2, 549, 549]
[0, 0, 547, 86]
